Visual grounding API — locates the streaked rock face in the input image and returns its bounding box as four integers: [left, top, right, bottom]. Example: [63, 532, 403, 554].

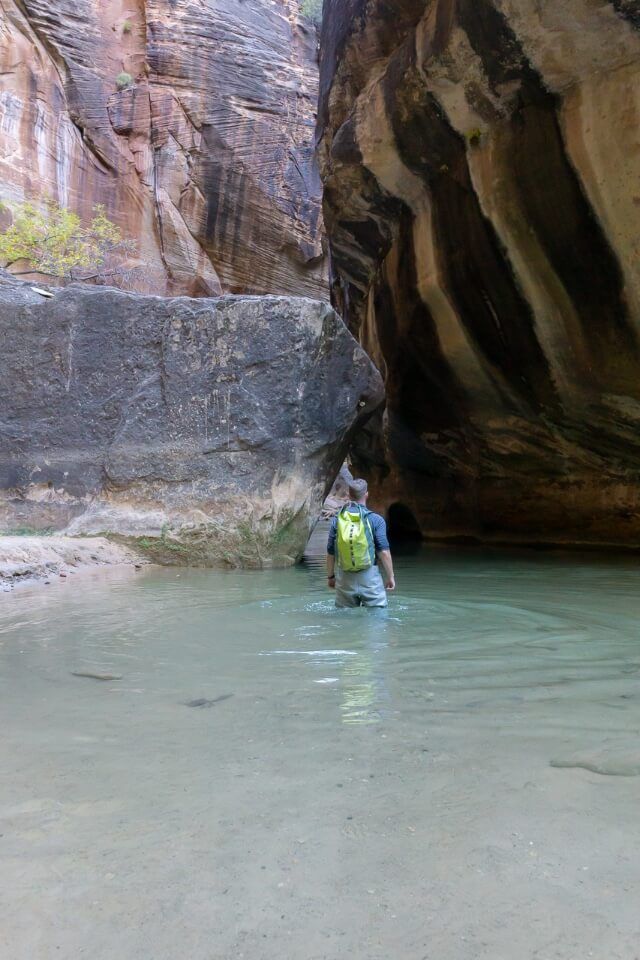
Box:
[319, 0, 640, 547]
[0, 0, 325, 297]
[0, 278, 383, 566]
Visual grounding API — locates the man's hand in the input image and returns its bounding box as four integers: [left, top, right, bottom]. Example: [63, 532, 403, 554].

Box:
[326, 554, 336, 590]
[378, 549, 396, 592]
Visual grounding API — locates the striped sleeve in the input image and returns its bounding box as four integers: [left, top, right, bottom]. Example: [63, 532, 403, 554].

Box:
[369, 513, 390, 552]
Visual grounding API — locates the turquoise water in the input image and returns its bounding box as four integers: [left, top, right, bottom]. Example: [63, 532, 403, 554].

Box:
[1, 547, 639, 958]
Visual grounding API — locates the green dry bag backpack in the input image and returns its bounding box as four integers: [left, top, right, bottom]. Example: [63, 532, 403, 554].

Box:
[336, 505, 373, 572]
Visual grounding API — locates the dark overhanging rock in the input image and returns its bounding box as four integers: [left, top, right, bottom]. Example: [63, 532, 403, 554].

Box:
[319, 0, 640, 550]
[0, 279, 384, 567]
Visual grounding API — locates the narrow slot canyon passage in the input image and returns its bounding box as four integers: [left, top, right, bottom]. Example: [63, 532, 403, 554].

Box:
[1, 0, 640, 957]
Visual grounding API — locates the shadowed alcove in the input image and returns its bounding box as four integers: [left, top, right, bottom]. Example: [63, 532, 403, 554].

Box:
[386, 502, 423, 546]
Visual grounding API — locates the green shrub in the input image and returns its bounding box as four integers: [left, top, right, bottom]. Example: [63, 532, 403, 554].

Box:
[300, 0, 322, 26]
[0, 198, 136, 283]
[115, 71, 134, 90]
[122, 19, 132, 34]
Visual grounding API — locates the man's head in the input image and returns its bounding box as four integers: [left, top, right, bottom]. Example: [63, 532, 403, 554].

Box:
[348, 478, 368, 504]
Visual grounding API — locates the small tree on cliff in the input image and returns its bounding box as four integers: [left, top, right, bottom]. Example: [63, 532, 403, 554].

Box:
[0, 199, 138, 285]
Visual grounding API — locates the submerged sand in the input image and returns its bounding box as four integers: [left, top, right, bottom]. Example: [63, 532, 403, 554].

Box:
[1, 550, 639, 959]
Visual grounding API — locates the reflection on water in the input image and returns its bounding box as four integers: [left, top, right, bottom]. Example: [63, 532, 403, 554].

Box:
[259, 608, 391, 725]
[340, 645, 387, 725]
[1, 546, 640, 959]
[338, 611, 390, 725]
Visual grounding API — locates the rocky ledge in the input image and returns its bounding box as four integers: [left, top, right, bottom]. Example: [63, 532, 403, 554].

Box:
[0, 280, 383, 566]
[319, 0, 640, 549]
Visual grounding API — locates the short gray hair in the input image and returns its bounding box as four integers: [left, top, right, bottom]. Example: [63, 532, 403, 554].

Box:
[348, 478, 368, 501]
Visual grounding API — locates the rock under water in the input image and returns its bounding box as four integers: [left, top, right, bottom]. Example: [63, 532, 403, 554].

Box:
[0, 278, 384, 566]
[318, 0, 640, 548]
[551, 740, 640, 777]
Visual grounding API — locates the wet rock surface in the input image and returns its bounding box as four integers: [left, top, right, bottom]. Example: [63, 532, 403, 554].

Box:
[0, 0, 325, 297]
[0, 279, 383, 566]
[318, 0, 640, 548]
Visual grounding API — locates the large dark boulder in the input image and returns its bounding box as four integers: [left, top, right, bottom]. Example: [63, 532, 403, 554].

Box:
[0, 280, 383, 566]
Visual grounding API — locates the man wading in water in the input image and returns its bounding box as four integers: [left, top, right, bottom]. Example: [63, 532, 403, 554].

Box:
[326, 478, 396, 608]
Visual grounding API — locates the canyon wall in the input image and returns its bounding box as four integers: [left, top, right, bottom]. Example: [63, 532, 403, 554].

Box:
[0, 0, 325, 297]
[0, 276, 383, 565]
[319, 0, 640, 548]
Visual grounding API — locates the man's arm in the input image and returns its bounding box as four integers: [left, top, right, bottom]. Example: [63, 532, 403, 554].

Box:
[371, 515, 395, 590]
[377, 549, 395, 591]
[326, 517, 337, 589]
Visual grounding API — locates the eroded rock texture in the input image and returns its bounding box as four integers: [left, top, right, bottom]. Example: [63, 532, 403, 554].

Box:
[0, 279, 383, 566]
[319, 0, 640, 547]
[0, 0, 325, 297]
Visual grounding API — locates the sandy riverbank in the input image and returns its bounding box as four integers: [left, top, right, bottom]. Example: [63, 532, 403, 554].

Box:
[0, 536, 145, 591]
